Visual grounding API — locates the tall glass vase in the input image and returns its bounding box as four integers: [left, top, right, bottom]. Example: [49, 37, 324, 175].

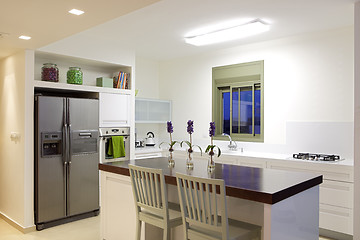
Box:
[207, 154, 215, 172]
[168, 150, 175, 167]
[186, 149, 194, 169]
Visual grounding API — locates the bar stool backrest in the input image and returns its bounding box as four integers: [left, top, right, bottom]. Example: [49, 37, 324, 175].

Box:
[176, 173, 229, 239]
[129, 164, 168, 218]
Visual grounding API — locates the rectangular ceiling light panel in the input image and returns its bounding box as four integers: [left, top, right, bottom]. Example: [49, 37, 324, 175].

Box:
[185, 19, 270, 46]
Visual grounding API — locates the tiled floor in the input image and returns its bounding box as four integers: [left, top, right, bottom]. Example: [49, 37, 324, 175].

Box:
[0, 216, 99, 240]
[0, 216, 333, 240]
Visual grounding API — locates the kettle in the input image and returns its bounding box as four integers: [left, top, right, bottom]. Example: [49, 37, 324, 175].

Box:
[145, 132, 155, 146]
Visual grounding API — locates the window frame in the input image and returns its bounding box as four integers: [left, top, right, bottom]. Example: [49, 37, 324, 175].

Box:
[212, 61, 264, 142]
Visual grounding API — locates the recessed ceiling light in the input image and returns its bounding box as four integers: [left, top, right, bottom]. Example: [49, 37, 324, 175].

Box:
[185, 19, 270, 46]
[0, 32, 9, 38]
[68, 9, 84, 15]
[19, 35, 31, 40]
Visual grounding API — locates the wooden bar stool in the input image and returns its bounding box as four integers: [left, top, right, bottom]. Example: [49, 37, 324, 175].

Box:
[129, 164, 182, 240]
[176, 173, 262, 240]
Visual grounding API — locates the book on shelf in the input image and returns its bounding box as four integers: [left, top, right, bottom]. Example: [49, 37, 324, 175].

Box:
[113, 71, 130, 89]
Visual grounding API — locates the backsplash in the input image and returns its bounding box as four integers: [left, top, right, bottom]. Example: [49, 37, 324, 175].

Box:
[157, 121, 354, 161]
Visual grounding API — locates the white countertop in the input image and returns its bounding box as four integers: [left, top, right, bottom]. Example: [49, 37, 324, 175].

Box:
[220, 150, 354, 166]
[134, 145, 354, 166]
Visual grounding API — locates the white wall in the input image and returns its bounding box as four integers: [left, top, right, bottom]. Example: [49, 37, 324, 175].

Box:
[0, 51, 26, 227]
[134, 57, 163, 143]
[135, 57, 160, 99]
[158, 27, 354, 158]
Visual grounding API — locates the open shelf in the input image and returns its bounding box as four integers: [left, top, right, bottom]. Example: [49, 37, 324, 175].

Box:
[34, 51, 132, 93]
[33, 80, 132, 95]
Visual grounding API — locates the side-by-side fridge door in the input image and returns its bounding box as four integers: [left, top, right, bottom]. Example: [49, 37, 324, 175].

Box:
[67, 98, 99, 216]
[35, 96, 66, 224]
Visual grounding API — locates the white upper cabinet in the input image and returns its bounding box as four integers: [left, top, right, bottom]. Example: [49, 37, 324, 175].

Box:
[99, 93, 130, 127]
[135, 98, 171, 123]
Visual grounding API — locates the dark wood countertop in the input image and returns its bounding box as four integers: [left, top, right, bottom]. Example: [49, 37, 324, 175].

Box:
[99, 157, 322, 204]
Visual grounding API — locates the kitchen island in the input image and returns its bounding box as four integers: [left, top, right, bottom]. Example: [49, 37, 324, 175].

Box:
[99, 157, 322, 240]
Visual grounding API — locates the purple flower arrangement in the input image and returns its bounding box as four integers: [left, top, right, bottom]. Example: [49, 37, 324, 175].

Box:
[181, 120, 202, 161]
[159, 121, 178, 152]
[167, 121, 173, 134]
[187, 120, 194, 134]
[205, 121, 221, 158]
[209, 121, 215, 138]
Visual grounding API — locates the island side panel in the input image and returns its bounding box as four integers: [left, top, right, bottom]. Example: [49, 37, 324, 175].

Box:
[263, 186, 319, 240]
[100, 171, 145, 240]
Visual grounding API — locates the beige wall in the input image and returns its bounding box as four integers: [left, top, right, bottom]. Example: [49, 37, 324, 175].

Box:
[353, 2, 360, 239]
[0, 51, 26, 226]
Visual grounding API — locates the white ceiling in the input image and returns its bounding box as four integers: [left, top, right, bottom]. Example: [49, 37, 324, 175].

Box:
[0, 0, 160, 60]
[3, 0, 357, 61]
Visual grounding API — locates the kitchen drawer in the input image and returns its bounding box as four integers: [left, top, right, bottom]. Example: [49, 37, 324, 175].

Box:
[266, 160, 353, 182]
[217, 156, 237, 165]
[236, 157, 267, 168]
[135, 152, 162, 160]
[320, 180, 353, 208]
[320, 204, 353, 235]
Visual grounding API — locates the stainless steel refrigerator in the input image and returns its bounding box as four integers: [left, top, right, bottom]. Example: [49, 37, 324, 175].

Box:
[34, 95, 99, 230]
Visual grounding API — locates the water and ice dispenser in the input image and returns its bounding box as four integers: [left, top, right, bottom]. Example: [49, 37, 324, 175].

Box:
[41, 132, 62, 157]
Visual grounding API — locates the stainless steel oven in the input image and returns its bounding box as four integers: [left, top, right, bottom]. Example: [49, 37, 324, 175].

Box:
[99, 127, 130, 163]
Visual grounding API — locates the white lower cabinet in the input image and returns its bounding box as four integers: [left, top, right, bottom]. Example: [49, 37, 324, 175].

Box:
[100, 171, 144, 240]
[320, 204, 353, 235]
[207, 154, 354, 236]
[264, 159, 354, 236]
[318, 180, 354, 235]
[320, 180, 353, 208]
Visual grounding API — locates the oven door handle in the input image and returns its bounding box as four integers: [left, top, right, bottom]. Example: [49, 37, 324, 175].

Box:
[99, 135, 130, 138]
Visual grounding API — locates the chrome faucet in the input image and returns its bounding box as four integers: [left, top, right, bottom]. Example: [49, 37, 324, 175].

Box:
[222, 133, 237, 151]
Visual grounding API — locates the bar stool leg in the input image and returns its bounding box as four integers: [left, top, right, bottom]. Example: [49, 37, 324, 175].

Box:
[136, 219, 141, 240]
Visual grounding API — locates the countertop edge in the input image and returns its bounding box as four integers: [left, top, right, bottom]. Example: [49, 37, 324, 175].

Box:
[99, 161, 322, 205]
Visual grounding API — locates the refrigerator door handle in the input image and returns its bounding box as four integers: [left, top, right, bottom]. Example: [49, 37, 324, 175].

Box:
[66, 98, 71, 215]
[63, 98, 68, 216]
[63, 98, 68, 164]
[67, 98, 72, 164]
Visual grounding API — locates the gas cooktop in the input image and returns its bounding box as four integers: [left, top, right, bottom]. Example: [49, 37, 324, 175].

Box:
[293, 153, 341, 162]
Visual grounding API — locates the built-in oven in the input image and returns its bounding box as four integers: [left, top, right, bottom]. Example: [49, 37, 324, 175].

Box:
[99, 127, 130, 163]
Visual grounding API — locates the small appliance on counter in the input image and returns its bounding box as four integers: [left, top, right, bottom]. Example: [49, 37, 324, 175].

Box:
[293, 153, 342, 161]
[145, 132, 155, 146]
[135, 140, 145, 148]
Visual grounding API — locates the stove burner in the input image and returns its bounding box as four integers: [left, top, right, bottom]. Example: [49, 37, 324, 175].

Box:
[293, 153, 340, 161]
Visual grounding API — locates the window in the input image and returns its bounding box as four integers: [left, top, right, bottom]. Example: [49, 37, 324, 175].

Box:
[212, 61, 264, 142]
